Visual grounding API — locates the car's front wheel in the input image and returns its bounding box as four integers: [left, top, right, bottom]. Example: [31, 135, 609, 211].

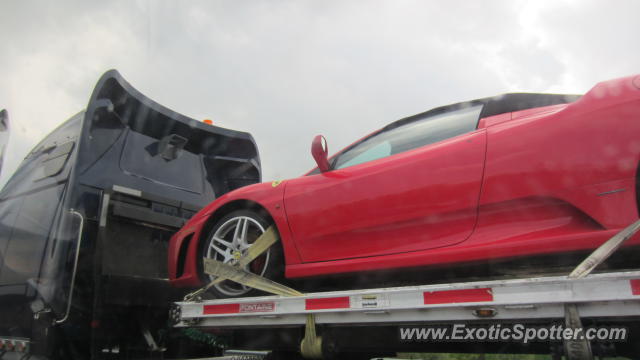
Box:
[200, 209, 283, 298]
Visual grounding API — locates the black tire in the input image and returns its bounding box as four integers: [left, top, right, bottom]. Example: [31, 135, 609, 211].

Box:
[199, 209, 284, 298]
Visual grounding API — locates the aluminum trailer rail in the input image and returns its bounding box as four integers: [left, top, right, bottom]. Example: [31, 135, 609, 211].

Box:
[174, 270, 640, 328]
[172, 220, 640, 359]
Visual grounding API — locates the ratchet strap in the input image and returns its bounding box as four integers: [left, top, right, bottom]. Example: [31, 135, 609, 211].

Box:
[184, 226, 302, 300]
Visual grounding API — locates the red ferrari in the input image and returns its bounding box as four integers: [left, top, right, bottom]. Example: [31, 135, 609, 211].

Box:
[169, 74, 640, 297]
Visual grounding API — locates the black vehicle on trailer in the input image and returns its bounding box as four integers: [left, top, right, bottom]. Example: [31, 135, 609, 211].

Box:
[0, 70, 261, 359]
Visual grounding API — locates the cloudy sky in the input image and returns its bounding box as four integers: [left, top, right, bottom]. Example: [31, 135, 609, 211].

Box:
[1, 0, 639, 187]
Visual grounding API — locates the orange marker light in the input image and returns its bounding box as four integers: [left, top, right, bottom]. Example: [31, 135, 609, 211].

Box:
[203, 119, 213, 125]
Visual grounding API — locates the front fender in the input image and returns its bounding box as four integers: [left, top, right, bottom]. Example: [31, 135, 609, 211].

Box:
[168, 180, 300, 287]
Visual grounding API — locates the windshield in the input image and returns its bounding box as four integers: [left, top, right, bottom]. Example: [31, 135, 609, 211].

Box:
[0, 114, 79, 298]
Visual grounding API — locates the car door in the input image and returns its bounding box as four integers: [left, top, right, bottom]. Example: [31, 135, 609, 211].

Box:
[284, 105, 487, 262]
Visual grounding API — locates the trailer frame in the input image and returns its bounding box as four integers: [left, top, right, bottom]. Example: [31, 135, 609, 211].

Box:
[172, 220, 640, 359]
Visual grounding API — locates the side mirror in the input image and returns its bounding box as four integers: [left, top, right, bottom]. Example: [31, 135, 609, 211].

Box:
[311, 135, 330, 172]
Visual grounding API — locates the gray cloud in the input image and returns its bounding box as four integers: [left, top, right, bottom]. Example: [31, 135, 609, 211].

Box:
[1, 0, 639, 186]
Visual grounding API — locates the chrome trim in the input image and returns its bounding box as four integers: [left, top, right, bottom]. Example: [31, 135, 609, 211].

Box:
[113, 184, 142, 197]
[99, 192, 110, 228]
[55, 209, 84, 324]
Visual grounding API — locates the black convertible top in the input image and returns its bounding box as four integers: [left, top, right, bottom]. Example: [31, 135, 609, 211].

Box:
[386, 93, 582, 131]
[478, 93, 581, 118]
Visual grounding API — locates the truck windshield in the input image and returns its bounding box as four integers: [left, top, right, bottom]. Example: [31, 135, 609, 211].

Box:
[0, 114, 80, 287]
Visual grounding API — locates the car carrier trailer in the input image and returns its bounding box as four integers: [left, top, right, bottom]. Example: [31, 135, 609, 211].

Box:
[170, 220, 640, 360]
[2, 71, 640, 360]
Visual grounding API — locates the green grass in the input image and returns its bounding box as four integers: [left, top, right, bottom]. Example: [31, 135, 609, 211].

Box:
[396, 354, 550, 360]
[395, 355, 630, 360]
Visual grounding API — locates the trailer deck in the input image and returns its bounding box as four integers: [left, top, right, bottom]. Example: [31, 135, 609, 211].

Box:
[170, 220, 640, 359]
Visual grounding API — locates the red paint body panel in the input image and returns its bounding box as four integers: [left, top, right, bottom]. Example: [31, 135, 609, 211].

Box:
[285, 229, 640, 278]
[480, 98, 640, 227]
[284, 131, 486, 262]
[169, 74, 640, 287]
[423, 288, 493, 304]
[477, 112, 512, 129]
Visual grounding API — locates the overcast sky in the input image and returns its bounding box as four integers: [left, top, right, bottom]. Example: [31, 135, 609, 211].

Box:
[1, 0, 639, 187]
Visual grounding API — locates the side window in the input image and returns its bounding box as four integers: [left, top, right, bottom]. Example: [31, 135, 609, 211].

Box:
[334, 105, 483, 170]
[337, 142, 391, 169]
[0, 184, 64, 285]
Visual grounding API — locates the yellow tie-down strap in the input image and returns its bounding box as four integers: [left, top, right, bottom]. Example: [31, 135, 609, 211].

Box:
[203, 258, 303, 297]
[200, 225, 322, 358]
[202, 226, 303, 297]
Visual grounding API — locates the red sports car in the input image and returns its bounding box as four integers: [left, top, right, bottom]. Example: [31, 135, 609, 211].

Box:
[169, 74, 640, 297]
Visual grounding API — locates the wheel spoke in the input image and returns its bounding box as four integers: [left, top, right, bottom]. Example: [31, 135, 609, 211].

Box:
[208, 214, 270, 297]
[212, 236, 233, 248]
[240, 218, 249, 243]
[232, 218, 244, 245]
[210, 244, 227, 257]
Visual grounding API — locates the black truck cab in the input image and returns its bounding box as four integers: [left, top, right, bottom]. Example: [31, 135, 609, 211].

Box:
[0, 70, 261, 359]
